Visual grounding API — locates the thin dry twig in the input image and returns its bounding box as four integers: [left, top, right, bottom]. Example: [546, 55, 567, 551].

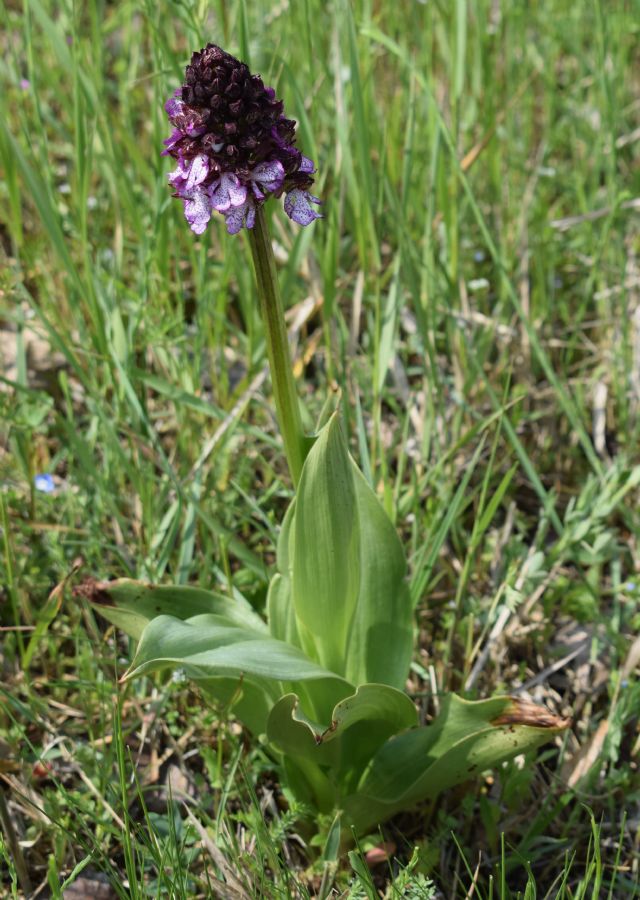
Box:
[464, 853, 482, 900]
[551, 197, 640, 231]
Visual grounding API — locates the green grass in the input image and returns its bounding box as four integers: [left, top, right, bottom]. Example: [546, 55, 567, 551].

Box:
[1, 0, 640, 895]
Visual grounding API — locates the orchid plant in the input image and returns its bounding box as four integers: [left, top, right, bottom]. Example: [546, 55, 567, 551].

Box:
[79, 44, 569, 845]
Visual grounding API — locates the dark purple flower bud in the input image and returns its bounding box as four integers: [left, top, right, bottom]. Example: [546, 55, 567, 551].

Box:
[163, 43, 322, 235]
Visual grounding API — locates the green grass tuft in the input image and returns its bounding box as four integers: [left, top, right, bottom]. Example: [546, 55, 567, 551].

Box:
[1, 0, 639, 895]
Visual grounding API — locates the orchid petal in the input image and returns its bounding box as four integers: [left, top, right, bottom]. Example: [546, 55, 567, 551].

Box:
[162, 128, 184, 156]
[298, 155, 316, 174]
[210, 173, 248, 212]
[183, 188, 212, 234]
[251, 160, 285, 195]
[224, 199, 256, 234]
[185, 154, 209, 192]
[165, 90, 183, 118]
[284, 190, 323, 226]
[168, 164, 188, 193]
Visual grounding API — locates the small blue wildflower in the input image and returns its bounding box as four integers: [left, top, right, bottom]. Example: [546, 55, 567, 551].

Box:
[34, 473, 55, 493]
[163, 44, 322, 235]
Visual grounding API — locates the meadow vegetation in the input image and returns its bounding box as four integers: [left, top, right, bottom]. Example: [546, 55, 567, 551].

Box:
[1, 0, 639, 896]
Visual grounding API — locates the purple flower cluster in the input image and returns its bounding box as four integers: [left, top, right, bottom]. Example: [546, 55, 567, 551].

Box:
[163, 44, 322, 235]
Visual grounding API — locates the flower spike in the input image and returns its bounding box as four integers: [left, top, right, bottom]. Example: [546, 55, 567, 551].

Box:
[164, 44, 322, 234]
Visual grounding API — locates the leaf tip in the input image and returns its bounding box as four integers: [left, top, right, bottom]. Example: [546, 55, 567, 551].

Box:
[492, 698, 571, 731]
[317, 719, 338, 744]
[72, 577, 113, 606]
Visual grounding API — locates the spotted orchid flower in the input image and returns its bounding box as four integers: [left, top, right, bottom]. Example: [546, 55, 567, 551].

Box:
[163, 44, 322, 235]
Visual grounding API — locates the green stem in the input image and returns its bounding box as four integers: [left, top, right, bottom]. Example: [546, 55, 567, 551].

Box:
[248, 205, 306, 486]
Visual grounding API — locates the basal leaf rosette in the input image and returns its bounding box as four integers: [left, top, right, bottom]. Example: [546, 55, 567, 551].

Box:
[78, 416, 570, 840]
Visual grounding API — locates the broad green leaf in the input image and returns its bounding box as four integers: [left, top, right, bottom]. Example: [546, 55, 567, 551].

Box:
[267, 694, 340, 767]
[267, 571, 318, 666]
[344, 465, 413, 689]
[267, 684, 417, 775]
[322, 684, 417, 744]
[268, 500, 302, 647]
[123, 615, 352, 705]
[272, 496, 331, 665]
[276, 496, 296, 576]
[326, 684, 418, 790]
[293, 413, 360, 674]
[287, 409, 413, 686]
[266, 573, 299, 646]
[343, 694, 570, 834]
[78, 578, 266, 641]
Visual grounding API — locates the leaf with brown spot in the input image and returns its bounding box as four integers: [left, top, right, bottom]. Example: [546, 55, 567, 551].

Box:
[491, 698, 572, 730]
[75, 578, 267, 641]
[343, 694, 571, 835]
